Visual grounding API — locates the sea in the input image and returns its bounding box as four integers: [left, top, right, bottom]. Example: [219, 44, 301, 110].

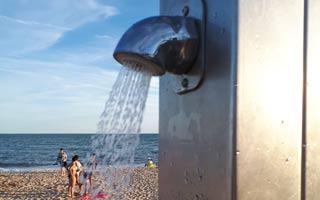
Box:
[0, 134, 158, 172]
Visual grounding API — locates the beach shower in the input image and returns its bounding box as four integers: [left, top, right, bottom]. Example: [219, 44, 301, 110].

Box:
[114, 16, 199, 76]
[113, 3, 206, 94]
[99, 1, 207, 198]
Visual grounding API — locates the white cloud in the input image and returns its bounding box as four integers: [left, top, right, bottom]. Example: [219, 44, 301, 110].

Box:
[0, 15, 64, 54]
[0, 0, 118, 54]
[0, 1, 160, 133]
[0, 15, 69, 30]
[0, 57, 118, 105]
[0, 57, 159, 133]
[0, 57, 115, 133]
[1, 0, 117, 28]
[95, 34, 116, 40]
[52, 44, 118, 65]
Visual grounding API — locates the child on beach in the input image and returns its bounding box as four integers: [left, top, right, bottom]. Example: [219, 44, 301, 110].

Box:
[68, 161, 77, 198]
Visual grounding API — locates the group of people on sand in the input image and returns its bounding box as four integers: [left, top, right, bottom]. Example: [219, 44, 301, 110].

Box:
[55, 148, 97, 198]
[56, 148, 157, 198]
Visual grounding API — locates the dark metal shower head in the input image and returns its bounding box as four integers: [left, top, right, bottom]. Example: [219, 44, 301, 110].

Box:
[113, 16, 199, 76]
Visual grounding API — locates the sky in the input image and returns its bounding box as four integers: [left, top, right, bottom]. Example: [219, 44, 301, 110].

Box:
[0, 0, 159, 134]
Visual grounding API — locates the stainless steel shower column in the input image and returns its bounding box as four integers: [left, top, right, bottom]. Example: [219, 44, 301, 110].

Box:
[159, 0, 320, 200]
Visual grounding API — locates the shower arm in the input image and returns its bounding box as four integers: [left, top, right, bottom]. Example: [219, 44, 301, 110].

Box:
[113, 0, 207, 94]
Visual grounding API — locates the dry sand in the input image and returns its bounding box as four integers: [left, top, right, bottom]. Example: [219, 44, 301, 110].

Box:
[0, 166, 158, 200]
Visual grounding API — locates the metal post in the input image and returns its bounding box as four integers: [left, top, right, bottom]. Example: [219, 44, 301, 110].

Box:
[159, 0, 320, 199]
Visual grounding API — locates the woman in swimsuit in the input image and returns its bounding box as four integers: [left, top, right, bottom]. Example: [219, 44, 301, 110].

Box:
[68, 161, 77, 198]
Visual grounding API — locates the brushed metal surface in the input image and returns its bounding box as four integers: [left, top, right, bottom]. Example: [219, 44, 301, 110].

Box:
[236, 0, 304, 199]
[158, 0, 318, 199]
[305, 0, 320, 199]
[159, 0, 237, 199]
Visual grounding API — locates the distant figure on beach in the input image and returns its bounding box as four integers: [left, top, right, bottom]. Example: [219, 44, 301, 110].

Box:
[145, 157, 155, 169]
[72, 155, 83, 193]
[55, 148, 68, 176]
[83, 153, 98, 194]
[68, 160, 77, 198]
[88, 153, 98, 170]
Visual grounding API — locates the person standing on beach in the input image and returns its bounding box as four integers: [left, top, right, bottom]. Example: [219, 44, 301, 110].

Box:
[88, 153, 97, 172]
[56, 148, 68, 176]
[84, 153, 98, 194]
[68, 160, 77, 198]
[72, 155, 83, 193]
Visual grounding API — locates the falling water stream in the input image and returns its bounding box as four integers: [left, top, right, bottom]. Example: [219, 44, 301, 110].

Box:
[85, 64, 152, 198]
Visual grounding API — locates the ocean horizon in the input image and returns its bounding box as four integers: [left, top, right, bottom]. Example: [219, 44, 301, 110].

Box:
[0, 133, 158, 172]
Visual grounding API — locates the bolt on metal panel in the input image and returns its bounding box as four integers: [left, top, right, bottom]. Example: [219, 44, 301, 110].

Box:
[236, 0, 304, 199]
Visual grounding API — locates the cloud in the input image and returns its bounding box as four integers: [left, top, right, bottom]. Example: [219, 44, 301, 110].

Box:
[0, 15, 69, 30]
[0, 0, 117, 28]
[95, 34, 117, 40]
[0, 56, 118, 103]
[0, 0, 160, 133]
[0, 16, 63, 54]
[0, 56, 116, 132]
[0, 0, 118, 54]
[0, 56, 159, 133]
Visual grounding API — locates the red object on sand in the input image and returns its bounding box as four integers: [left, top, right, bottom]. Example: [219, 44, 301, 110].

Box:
[95, 192, 107, 198]
[79, 192, 107, 200]
[79, 194, 92, 200]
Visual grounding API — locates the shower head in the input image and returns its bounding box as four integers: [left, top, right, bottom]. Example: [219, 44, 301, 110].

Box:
[113, 16, 199, 76]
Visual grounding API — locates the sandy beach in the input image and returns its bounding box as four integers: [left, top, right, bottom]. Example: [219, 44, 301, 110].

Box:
[0, 166, 158, 200]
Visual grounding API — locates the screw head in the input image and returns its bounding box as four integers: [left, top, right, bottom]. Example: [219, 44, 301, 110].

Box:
[182, 6, 189, 16]
[181, 78, 189, 88]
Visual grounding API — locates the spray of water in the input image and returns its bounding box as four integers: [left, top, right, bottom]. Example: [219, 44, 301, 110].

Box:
[84, 64, 152, 198]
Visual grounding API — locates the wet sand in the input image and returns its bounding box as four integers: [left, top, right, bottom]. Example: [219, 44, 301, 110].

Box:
[0, 166, 158, 200]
